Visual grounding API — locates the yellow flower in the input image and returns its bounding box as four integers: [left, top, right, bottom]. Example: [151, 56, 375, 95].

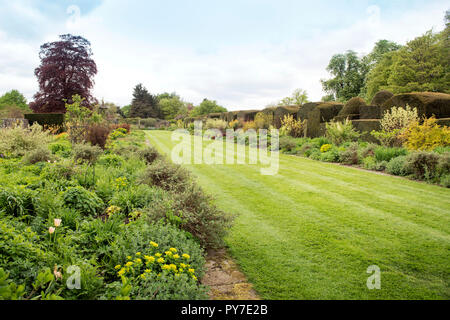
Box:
[136, 252, 141, 256]
[127, 256, 132, 260]
[118, 268, 126, 276]
[170, 264, 177, 272]
[192, 275, 197, 281]
[135, 258, 142, 264]
[140, 274, 146, 280]
[125, 261, 133, 267]
[173, 254, 180, 259]
[162, 264, 171, 270]
[182, 254, 190, 260]
[150, 241, 158, 248]
[169, 248, 177, 253]
[165, 251, 173, 257]
[188, 268, 195, 274]
[157, 258, 165, 264]
[145, 256, 155, 263]
[144, 269, 151, 273]
[180, 263, 187, 268]
[114, 265, 121, 270]
[155, 253, 162, 257]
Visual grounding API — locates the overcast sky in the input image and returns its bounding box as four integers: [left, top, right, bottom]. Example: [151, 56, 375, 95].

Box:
[0, 0, 448, 110]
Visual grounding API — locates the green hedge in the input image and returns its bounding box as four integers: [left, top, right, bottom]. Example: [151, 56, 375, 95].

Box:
[381, 92, 450, 119]
[24, 113, 65, 127]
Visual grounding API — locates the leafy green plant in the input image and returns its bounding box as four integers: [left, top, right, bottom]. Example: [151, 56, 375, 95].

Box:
[0, 123, 52, 158]
[326, 119, 360, 145]
[374, 147, 408, 162]
[62, 186, 104, 216]
[386, 156, 410, 176]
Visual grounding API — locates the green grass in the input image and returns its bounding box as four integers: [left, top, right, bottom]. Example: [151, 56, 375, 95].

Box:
[145, 130, 450, 300]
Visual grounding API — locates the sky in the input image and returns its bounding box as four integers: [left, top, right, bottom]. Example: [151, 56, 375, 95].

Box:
[0, 0, 448, 111]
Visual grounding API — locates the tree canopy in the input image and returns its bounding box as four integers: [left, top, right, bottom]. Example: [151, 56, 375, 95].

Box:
[365, 28, 450, 100]
[30, 34, 97, 113]
[157, 93, 187, 120]
[321, 50, 367, 102]
[191, 99, 227, 116]
[0, 90, 29, 110]
[129, 84, 160, 118]
[279, 89, 309, 106]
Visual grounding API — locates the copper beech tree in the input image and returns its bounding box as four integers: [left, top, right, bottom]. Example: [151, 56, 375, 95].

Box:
[30, 34, 97, 113]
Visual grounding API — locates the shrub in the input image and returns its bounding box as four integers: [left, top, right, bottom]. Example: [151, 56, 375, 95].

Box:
[362, 156, 377, 170]
[97, 154, 124, 168]
[139, 159, 191, 193]
[400, 117, 450, 151]
[41, 159, 78, 181]
[62, 186, 104, 216]
[380, 105, 419, 132]
[320, 144, 332, 153]
[440, 174, 450, 188]
[386, 156, 410, 176]
[109, 129, 127, 140]
[109, 184, 164, 215]
[242, 121, 257, 132]
[338, 143, 360, 165]
[139, 118, 157, 129]
[72, 143, 103, 165]
[374, 147, 408, 162]
[137, 147, 160, 165]
[0, 187, 35, 217]
[49, 141, 71, 158]
[86, 124, 111, 149]
[22, 147, 54, 165]
[280, 115, 305, 138]
[0, 123, 52, 157]
[319, 147, 339, 162]
[145, 182, 234, 248]
[254, 112, 273, 130]
[104, 221, 207, 300]
[372, 105, 419, 147]
[279, 136, 297, 152]
[111, 123, 131, 133]
[204, 119, 227, 131]
[404, 151, 440, 180]
[325, 119, 360, 145]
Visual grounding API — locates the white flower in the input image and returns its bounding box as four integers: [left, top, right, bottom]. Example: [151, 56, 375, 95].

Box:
[48, 227, 55, 234]
[54, 219, 62, 227]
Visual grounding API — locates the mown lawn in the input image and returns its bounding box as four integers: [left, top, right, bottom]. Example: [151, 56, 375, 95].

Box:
[145, 130, 450, 300]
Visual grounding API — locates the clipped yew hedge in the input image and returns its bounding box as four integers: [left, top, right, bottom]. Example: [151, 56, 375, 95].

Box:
[382, 92, 450, 119]
[24, 113, 65, 127]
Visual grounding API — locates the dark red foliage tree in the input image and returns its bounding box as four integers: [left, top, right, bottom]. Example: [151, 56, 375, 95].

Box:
[30, 34, 97, 113]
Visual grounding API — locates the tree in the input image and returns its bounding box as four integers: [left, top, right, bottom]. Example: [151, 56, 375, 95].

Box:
[121, 105, 131, 118]
[0, 90, 29, 110]
[30, 34, 97, 113]
[365, 27, 450, 100]
[191, 99, 227, 116]
[279, 89, 309, 106]
[157, 93, 187, 120]
[129, 84, 159, 118]
[321, 51, 366, 102]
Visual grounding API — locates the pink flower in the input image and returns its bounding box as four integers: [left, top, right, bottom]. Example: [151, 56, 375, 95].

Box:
[54, 219, 62, 227]
[49, 227, 55, 234]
